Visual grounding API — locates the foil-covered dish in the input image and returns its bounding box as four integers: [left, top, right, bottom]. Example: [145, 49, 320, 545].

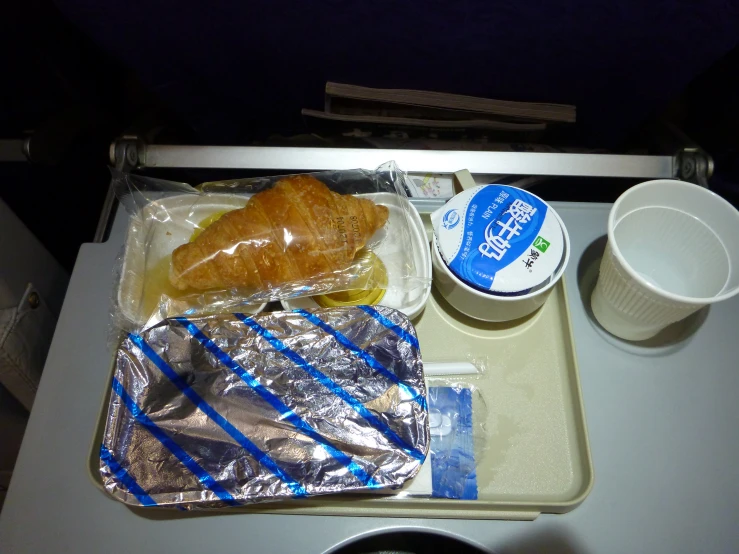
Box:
[100, 306, 429, 509]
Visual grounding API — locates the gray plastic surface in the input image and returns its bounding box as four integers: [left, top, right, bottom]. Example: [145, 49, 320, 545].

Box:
[1, 203, 738, 553]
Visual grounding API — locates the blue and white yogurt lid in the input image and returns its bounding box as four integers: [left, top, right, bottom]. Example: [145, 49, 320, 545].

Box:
[431, 185, 564, 294]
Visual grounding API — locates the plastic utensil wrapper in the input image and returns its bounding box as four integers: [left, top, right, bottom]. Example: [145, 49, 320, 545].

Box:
[100, 306, 429, 509]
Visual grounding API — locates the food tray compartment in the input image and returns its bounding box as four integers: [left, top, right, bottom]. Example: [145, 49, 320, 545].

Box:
[117, 194, 267, 327]
[91, 273, 592, 519]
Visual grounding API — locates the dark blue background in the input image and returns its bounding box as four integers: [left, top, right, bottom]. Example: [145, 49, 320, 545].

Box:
[54, 1, 739, 147]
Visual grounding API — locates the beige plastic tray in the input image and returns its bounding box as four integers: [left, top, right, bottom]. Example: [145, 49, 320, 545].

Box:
[89, 276, 592, 520]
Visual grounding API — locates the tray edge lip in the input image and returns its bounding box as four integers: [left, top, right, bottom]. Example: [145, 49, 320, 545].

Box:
[554, 275, 596, 508]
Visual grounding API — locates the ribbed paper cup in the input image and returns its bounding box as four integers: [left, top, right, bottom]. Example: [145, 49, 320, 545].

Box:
[591, 180, 739, 341]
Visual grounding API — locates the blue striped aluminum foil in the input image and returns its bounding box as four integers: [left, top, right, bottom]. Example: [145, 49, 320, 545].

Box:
[100, 306, 429, 509]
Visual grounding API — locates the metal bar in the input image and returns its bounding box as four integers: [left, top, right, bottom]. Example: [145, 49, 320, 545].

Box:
[93, 183, 117, 243]
[141, 145, 675, 179]
[0, 140, 28, 162]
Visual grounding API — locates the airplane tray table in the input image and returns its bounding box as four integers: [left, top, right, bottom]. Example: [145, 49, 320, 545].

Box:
[1, 201, 738, 553]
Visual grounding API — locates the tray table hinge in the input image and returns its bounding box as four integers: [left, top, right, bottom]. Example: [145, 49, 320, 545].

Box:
[676, 148, 713, 188]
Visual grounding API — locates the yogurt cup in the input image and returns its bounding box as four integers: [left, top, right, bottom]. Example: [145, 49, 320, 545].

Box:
[431, 185, 570, 322]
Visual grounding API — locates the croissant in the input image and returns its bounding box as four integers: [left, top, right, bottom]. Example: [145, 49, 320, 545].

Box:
[169, 175, 390, 291]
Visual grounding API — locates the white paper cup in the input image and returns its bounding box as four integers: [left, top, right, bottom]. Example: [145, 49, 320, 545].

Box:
[591, 180, 739, 341]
